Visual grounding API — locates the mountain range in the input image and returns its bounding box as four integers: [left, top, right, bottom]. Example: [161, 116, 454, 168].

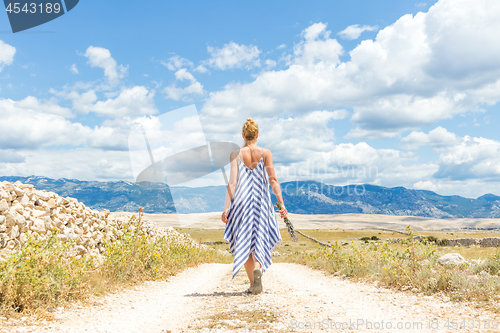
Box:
[1, 176, 499, 218]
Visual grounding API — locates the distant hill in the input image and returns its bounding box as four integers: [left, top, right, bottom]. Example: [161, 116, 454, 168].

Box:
[1, 176, 499, 218]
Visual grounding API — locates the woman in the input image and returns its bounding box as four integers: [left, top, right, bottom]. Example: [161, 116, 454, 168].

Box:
[221, 118, 288, 295]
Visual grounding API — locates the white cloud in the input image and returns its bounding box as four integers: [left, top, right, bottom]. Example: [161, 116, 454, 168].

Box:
[277, 44, 286, 49]
[0, 98, 90, 149]
[413, 180, 437, 191]
[15, 96, 74, 118]
[401, 126, 461, 150]
[200, 0, 500, 140]
[84, 46, 128, 84]
[65, 90, 98, 114]
[195, 65, 208, 73]
[265, 59, 277, 68]
[86, 118, 134, 151]
[161, 55, 193, 71]
[402, 127, 500, 182]
[345, 128, 401, 140]
[0, 148, 134, 181]
[293, 23, 343, 67]
[70, 64, 79, 74]
[91, 86, 158, 117]
[205, 42, 261, 70]
[0, 95, 146, 151]
[330, 109, 350, 120]
[0, 40, 15, 72]
[0, 150, 25, 163]
[200, 111, 415, 187]
[163, 69, 204, 101]
[337, 24, 378, 40]
[433, 136, 500, 181]
[51, 85, 157, 118]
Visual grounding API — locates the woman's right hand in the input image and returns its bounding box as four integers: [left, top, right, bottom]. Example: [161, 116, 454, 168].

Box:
[221, 210, 229, 224]
[279, 204, 288, 219]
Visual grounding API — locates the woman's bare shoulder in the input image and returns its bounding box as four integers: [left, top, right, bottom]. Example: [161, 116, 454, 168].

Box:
[262, 147, 273, 159]
[229, 149, 240, 161]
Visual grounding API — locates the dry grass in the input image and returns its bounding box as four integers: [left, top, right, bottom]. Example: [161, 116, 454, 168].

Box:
[176, 227, 500, 259]
[197, 308, 278, 330]
[0, 218, 230, 318]
[280, 226, 500, 311]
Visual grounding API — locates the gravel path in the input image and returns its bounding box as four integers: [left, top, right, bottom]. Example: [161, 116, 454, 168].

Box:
[5, 263, 499, 333]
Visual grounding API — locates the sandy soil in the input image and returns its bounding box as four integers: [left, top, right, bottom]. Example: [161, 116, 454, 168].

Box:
[6, 263, 499, 333]
[138, 212, 500, 231]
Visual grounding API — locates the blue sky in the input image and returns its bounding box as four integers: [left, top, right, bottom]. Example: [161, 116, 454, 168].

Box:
[0, 0, 499, 198]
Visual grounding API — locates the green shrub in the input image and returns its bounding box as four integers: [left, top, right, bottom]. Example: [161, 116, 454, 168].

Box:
[426, 236, 438, 243]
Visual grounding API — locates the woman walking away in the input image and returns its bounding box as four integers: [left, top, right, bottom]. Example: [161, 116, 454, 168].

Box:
[221, 117, 288, 295]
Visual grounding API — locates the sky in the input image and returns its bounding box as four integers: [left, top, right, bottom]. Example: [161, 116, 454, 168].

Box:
[0, 0, 499, 198]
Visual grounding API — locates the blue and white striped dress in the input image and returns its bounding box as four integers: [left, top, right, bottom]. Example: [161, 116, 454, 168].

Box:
[224, 147, 282, 278]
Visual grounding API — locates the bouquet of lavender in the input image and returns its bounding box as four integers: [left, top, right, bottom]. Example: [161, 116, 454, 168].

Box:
[276, 201, 298, 242]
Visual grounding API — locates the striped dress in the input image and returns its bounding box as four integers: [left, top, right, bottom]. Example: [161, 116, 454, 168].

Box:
[224, 147, 282, 279]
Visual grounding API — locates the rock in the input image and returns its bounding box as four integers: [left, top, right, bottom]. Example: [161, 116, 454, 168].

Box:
[63, 227, 77, 240]
[2, 183, 14, 192]
[37, 191, 50, 201]
[480, 237, 500, 247]
[0, 181, 210, 259]
[57, 234, 68, 242]
[75, 245, 87, 255]
[437, 253, 469, 266]
[18, 233, 28, 245]
[0, 199, 9, 213]
[54, 218, 64, 229]
[19, 194, 30, 206]
[11, 202, 24, 213]
[32, 208, 48, 218]
[47, 198, 57, 209]
[31, 218, 46, 234]
[13, 186, 23, 197]
[17, 183, 33, 190]
[0, 189, 11, 201]
[470, 259, 486, 265]
[7, 225, 19, 240]
[5, 212, 16, 228]
[5, 239, 15, 250]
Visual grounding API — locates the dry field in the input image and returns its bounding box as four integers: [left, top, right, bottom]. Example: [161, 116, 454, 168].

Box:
[141, 212, 500, 231]
[139, 212, 500, 260]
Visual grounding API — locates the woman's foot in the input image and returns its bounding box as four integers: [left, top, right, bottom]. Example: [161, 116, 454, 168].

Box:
[244, 287, 252, 294]
[252, 269, 263, 294]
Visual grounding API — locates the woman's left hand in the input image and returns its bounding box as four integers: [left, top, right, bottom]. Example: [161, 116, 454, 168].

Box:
[279, 206, 288, 219]
[221, 211, 229, 224]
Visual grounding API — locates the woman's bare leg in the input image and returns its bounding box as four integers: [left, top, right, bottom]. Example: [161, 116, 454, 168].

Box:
[244, 252, 262, 288]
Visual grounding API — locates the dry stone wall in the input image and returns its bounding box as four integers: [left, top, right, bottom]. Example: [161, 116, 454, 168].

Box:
[0, 180, 205, 261]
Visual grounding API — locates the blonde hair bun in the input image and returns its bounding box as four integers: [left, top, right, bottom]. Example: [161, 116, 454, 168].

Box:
[242, 118, 259, 140]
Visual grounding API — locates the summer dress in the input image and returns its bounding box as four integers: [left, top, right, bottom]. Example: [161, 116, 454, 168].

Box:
[223, 147, 282, 278]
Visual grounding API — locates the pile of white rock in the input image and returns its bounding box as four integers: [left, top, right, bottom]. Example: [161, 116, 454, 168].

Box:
[0, 180, 206, 261]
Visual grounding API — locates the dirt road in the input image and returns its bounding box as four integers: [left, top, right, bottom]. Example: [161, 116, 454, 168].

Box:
[5, 263, 499, 332]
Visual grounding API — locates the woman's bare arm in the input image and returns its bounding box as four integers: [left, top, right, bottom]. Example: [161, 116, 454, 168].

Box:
[263, 149, 287, 218]
[221, 150, 239, 223]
